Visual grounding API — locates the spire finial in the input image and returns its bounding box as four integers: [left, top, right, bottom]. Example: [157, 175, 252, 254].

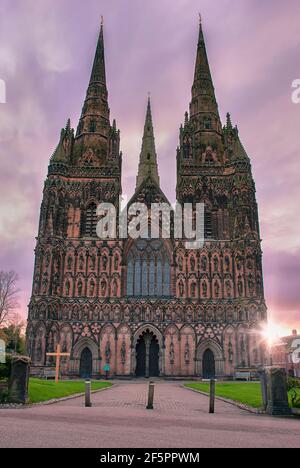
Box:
[199, 13, 202, 24]
[101, 15, 104, 27]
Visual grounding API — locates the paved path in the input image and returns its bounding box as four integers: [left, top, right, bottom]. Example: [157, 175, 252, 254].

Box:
[0, 381, 299, 448]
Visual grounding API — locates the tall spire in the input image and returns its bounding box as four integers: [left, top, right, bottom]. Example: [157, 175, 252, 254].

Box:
[136, 96, 160, 190]
[89, 19, 106, 86]
[190, 18, 221, 132]
[73, 20, 122, 168]
[75, 20, 110, 141]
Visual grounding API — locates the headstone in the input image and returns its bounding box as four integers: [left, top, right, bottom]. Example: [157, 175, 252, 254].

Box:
[8, 356, 31, 404]
[265, 367, 291, 416]
[258, 367, 268, 411]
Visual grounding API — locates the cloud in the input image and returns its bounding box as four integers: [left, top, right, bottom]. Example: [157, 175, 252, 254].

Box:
[0, 0, 299, 333]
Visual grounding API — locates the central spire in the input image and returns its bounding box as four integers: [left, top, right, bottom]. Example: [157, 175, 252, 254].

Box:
[136, 97, 160, 190]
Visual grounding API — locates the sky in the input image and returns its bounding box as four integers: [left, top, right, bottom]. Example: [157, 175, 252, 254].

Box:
[0, 0, 299, 336]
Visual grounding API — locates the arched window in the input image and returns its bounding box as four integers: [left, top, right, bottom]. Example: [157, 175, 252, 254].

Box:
[204, 116, 212, 130]
[81, 203, 97, 237]
[127, 240, 170, 297]
[89, 120, 96, 133]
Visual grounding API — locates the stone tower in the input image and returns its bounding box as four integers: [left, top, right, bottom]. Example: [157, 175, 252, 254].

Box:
[27, 20, 267, 379]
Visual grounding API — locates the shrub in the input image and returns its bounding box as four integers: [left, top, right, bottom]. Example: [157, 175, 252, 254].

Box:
[287, 377, 300, 408]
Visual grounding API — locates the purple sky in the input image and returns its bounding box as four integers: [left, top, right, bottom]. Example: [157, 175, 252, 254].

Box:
[0, 0, 299, 335]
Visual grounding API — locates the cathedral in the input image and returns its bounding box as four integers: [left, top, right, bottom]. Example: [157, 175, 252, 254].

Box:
[26, 20, 268, 379]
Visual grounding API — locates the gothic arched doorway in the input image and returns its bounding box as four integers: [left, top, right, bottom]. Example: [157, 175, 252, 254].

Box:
[79, 347, 93, 378]
[136, 331, 159, 378]
[203, 349, 215, 379]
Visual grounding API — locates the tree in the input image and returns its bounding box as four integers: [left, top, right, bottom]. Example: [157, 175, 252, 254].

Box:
[1, 322, 26, 355]
[0, 271, 20, 326]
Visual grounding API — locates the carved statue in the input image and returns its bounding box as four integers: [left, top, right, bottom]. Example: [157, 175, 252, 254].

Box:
[228, 340, 233, 363]
[190, 256, 195, 271]
[36, 338, 43, 362]
[121, 340, 126, 365]
[78, 280, 83, 296]
[105, 340, 111, 364]
[202, 281, 207, 297]
[225, 280, 232, 297]
[91, 254, 96, 270]
[169, 341, 175, 365]
[102, 255, 108, 270]
[79, 255, 84, 270]
[124, 306, 130, 322]
[89, 280, 95, 296]
[238, 277, 243, 297]
[67, 256, 73, 270]
[184, 341, 190, 364]
[201, 256, 207, 271]
[101, 280, 107, 296]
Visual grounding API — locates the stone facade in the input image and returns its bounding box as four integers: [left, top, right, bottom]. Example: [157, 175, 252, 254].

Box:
[26, 21, 267, 379]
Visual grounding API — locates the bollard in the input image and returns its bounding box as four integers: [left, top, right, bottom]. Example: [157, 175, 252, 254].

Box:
[209, 379, 215, 414]
[146, 381, 155, 410]
[85, 380, 92, 407]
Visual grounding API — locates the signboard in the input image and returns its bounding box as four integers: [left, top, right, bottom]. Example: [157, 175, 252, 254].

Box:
[0, 339, 6, 364]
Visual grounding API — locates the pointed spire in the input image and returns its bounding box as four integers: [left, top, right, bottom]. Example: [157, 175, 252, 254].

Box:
[190, 18, 221, 127]
[89, 19, 106, 86]
[136, 96, 160, 190]
[75, 20, 111, 146]
[192, 18, 214, 95]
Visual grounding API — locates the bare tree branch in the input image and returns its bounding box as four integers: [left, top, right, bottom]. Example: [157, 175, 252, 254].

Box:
[0, 271, 20, 326]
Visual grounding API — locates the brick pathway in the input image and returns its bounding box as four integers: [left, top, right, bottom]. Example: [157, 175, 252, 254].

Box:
[0, 380, 299, 448]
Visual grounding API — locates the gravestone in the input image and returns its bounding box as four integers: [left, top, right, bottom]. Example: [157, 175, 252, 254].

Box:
[258, 367, 268, 411]
[265, 367, 291, 416]
[9, 356, 31, 404]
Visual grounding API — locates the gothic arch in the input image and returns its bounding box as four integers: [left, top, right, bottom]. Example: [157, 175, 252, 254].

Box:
[133, 324, 163, 348]
[196, 339, 225, 377]
[70, 336, 99, 376]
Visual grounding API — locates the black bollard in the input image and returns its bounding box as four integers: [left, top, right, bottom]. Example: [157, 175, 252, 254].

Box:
[209, 379, 215, 414]
[146, 381, 155, 410]
[85, 380, 92, 407]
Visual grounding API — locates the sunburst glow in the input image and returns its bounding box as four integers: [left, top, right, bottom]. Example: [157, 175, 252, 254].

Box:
[260, 321, 288, 347]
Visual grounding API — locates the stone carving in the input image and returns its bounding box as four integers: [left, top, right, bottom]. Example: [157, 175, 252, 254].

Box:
[105, 341, 111, 364]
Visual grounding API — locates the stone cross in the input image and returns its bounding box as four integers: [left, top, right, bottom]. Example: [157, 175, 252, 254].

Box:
[46, 344, 70, 383]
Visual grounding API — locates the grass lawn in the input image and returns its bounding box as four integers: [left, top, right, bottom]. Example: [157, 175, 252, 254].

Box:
[29, 378, 112, 404]
[185, 382, 263, 409]
[185, 382, 300, 409]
